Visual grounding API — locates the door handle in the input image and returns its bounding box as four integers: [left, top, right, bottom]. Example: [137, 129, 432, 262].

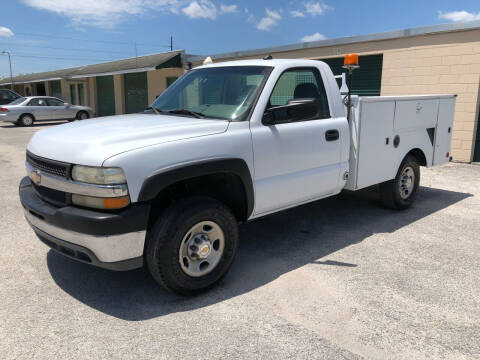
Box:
[325, 129, 339, 141]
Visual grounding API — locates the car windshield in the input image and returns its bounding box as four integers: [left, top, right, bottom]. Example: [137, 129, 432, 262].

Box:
[9, 97, 26, 105]
[151, 66, 272, 121]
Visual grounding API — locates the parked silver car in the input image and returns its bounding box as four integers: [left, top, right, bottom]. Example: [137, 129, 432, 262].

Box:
[0, 96, 94, 126]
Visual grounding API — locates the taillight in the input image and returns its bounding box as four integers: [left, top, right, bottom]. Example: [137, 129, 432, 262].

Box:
[0, 108, 9, 112]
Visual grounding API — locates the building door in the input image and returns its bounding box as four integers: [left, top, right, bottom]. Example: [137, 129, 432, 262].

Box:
[474, 109, 480, 162]
[96, 75, 116, 117]
[35, 83, 46, 96]
[166, 76, 178, 88]
[319, 54, 383, 96]
[124, 72, 148, 114]
[70, 84, 77, 104]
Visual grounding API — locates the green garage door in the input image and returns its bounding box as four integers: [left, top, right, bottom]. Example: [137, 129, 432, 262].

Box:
[96, 75, 116, 117]
[125, 72, 148, 114]
[320, 54, 383, 96]
[474, 111, 480, 162]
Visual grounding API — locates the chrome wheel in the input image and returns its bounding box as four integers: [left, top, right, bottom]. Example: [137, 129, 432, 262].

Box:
[22, 115, 33, 126]
[399, 166, 415, 199]
[179, 221, 225, 277]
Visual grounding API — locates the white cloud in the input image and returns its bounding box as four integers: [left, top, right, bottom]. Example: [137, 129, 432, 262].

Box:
[257, 8, 281, 31]
[220, 4, 238, 13]
[0, 26, 14, 37]
[305, 1, 329, 16]
[266, 9, 281, 20]
[290, 10, 305, 18]
[300, 32, 326, 42]
[22, 0, 183, 28]
[182, 0, 217, 19]
[438, 10, 480, 22]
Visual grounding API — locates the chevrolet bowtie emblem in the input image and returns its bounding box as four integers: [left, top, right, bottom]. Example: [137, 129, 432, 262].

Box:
[31, 170, 41, 185]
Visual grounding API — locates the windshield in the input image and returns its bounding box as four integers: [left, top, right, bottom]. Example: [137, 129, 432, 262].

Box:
[151, 66, 272, 121]
[9, 97, 26, 105]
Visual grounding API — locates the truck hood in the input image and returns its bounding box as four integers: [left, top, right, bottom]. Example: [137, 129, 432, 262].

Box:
[27, 113, 229, 166]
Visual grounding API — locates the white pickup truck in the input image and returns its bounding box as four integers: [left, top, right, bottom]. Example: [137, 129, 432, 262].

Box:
[20, 58, 455, 294]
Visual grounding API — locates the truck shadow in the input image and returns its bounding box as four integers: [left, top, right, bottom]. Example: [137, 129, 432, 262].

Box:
[46, 186, 471, 321]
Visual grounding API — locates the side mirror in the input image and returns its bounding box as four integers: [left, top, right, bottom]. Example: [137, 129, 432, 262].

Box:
[262, 98, 318, 125]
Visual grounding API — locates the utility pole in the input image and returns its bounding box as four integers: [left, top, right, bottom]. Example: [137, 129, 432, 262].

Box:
[170, 36, 173, 51]
[2, 51, 13, 90]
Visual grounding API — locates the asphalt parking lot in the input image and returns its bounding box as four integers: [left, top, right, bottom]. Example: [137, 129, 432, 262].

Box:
[0, 121, 479, 360]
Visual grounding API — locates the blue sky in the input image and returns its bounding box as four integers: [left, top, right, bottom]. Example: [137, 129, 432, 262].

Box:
[0, 0, 480, 77]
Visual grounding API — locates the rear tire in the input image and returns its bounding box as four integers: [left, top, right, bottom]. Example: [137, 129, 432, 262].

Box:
[145, 196, 239, 295]
[380, 155, 420, 210]
[19, 114, 34, 127]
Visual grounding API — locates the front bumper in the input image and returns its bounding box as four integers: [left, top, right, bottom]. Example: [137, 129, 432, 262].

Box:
[19, 177, 150, 271]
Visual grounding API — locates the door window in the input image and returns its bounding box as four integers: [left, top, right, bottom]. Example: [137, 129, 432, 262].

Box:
[268, 67, 330, 122]
[46, 98, 64, 106]
[28, 98, 48, 106]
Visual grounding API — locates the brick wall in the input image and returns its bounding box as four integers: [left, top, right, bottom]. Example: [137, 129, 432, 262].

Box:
[381, 43, 480, 162]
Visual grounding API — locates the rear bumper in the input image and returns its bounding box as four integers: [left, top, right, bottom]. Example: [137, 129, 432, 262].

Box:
[0, 113, 17, 122]
[19, 177, 150, 270]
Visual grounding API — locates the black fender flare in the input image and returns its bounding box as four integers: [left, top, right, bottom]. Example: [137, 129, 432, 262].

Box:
[137, 158, 254, 219]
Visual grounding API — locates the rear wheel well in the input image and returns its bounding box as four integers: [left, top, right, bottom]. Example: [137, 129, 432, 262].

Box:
[147, 173, 248, 230]
[406, 148, 427, 166]
[19, 113, 35, 121]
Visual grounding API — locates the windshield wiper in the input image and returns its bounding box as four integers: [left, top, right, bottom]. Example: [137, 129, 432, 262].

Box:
[145, 106, 163, 115]
[167, 109, 206, 119]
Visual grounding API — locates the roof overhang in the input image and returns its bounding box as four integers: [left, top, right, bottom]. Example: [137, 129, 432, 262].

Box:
[0, 51, 185, 85]
[186, 20, 480, 62]
[69, 66, 157, 79]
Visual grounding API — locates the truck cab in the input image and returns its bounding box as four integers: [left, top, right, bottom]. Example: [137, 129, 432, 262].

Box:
[19, 58, 455, 295]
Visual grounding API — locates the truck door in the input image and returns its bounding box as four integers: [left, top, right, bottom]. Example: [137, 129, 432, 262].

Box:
[250, 66, 345, 215]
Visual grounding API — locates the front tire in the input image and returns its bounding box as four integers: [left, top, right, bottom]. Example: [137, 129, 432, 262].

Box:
[146, 197, 239, 295]
[19, 114, 34, 127]
[380, 155, 420, 210]
[76, 111, 89, 120]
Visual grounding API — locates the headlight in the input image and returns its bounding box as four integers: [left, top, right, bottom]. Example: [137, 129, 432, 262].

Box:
[72, 165, 126, 185]
[72, 194, 130, 210]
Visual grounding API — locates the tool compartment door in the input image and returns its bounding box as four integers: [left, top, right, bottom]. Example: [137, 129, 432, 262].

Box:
[393, 99, 439, 132]
[355, 99, 396, 189]
[433, 97, 455, 165]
